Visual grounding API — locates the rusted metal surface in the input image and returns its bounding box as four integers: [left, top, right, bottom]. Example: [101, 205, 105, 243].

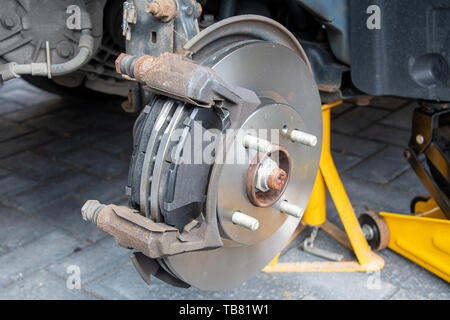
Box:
[145, 0, 178, 22]
[115, 52, 260, 110]
[320, 220, 353, 251]
[131, 53, 197, 103]
[195, 2, 202, 18]
[94, 204, 222, 259]
[360, 210, 390, 252]
[246, 147, 292, 208]
[267, 168, 288, 191]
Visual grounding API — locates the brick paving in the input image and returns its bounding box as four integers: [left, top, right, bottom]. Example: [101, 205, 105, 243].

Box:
[0, 79, 448, 300]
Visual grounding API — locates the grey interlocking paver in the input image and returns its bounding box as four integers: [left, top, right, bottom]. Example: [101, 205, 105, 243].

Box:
[271, 268, 397, 300]
[47, 237, 131, 286]
[331, 151, 362, 172]
[370, 96, 409, 110]
[3, 102, 61, 123]
[0, 230, 84, 287]
[0, 78, 39, 94]
[357, 124, 410, 148]
[0, 100, 25, 115]
[2, 172, 97, 213]
[0, 131, 55, 159]
[85, 261, 210, 300]
[76, 174, 128, 204]
[23, 114, 84, 136]
[0, 269, 96, 300]
[389, 288, 428, 300]
[332, 106, 390, 135]
[74, 111, 135, 133]
[398, 268, 450, 300]
[0, 171, 37, 199]
[330, 102, 354, 119]
[331, 132, 385, 158]
[0, 88, 60, 108]
[388, 168, 428, 196]
[346, 146, 410, 185]
[34, 196, 106, 243]
[93, 131, 133, 155]
[0, 118, 34, 143]
[340, 174, 412, 213]
[0, 205, 54, 254]
[0, 151, 72, 181]
[62, 148, 129, 178]
[0, 79, 447, 299]
[33, 128, 111, 158]
[380, 103, 416, 131]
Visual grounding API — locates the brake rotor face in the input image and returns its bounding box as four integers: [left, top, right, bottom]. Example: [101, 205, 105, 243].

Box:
[163, 41, 322, 290]
[217, 103, 305, 246]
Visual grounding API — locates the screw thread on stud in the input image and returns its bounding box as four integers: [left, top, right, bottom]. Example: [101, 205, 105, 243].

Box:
[280, 201, 304, 219]
[290, 130, 317, 147]
[243, 135, 273, 153]
[232, 211, 260, 231]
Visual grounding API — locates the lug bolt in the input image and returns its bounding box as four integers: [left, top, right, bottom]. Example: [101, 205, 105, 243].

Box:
[416, 134, 425, 145]
[232, 211, 259, 231]
[280, 201, 304, 219]
[289, 129, 317, 147]
[243, 135, 273, 153]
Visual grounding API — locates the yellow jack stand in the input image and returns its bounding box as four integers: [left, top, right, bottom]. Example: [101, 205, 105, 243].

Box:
[379, 197, 450, 282]
[263, 101, 385, 273]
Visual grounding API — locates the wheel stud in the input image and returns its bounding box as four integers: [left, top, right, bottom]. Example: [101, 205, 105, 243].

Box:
[232, 211, 260, 231]
[243, 135, 273, 153]
[289, 129, 317, 147]
[280, 201, 304, 219]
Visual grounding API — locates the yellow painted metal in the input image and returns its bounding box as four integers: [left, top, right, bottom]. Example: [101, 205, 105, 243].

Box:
[263, 252, 384, 273]
[380, 211, 450, 282]
[320, 105, 373, 265]
[262, 101, 384, 273]
[302, 103, 343, 226]
[414, 198, 447, 219]
[302, 171, 326, 226]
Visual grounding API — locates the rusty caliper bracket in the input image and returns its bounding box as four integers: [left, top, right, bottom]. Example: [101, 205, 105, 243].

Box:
[82, 52, 260, 262]
[82, 201, 217, 258]
[115, 52, 260, 110]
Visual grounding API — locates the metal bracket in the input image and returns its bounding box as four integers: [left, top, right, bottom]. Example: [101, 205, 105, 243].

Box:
[302, 226, 344, 262]
[404, 149, 450, 219]
[115, 52, 261, 111]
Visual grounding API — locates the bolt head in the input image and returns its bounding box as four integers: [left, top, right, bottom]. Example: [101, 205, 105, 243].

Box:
[416, 134, 425, 145]
[3, 17, 15, 28]
[267, 168, 287, 191]
[56, 41, 74, 58]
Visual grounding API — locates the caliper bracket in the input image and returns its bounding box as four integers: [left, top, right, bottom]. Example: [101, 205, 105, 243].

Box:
[82, 200, 222, 259]
[115, 52, 261, 111]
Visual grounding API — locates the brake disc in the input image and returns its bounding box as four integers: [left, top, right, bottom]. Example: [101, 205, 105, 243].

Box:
[127, 19, 322, 290]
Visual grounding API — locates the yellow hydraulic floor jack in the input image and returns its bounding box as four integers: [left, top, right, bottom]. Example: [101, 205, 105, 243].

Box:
[379, 197, 450, 282]
[264, 101, 450, 283]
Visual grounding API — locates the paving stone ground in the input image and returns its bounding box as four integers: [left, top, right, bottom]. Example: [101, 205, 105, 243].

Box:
[0, 79, 448, 300]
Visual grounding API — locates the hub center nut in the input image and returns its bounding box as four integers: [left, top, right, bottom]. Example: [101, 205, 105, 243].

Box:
[246, 146, 292, 208]
[268, 168, 288, 191]
[255, 157, 287, 192]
